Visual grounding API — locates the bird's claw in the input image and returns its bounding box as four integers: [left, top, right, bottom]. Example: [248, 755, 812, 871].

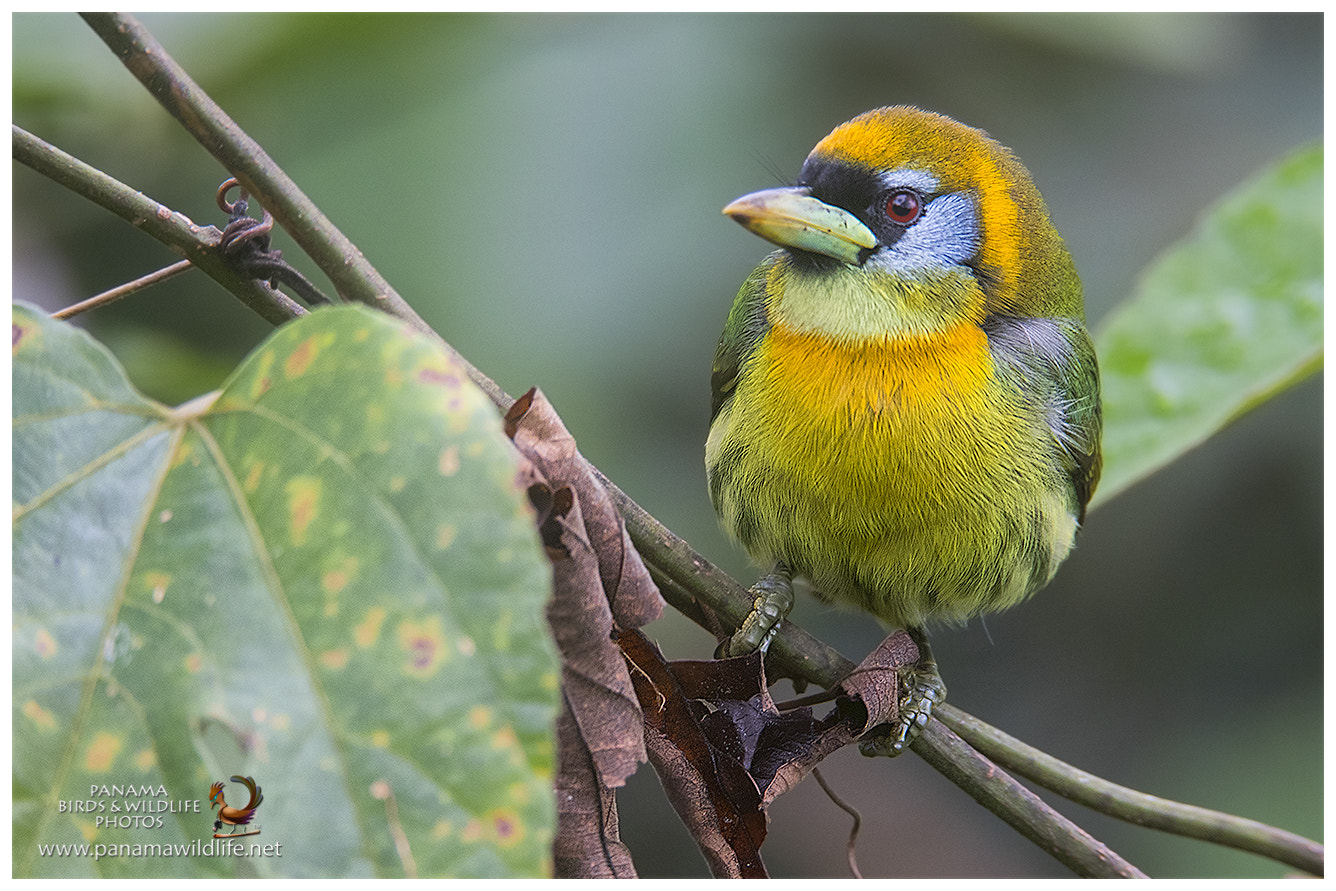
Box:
[717, 564, 795, 658]
[860, 628, 947, 757]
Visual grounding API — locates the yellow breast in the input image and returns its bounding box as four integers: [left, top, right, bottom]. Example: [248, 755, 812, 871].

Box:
[707, 318, 1074, 626]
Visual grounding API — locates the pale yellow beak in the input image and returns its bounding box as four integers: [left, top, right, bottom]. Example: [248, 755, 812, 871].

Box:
[723, 186, 876, 266]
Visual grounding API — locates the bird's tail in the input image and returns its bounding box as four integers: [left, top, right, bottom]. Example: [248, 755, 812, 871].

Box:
[229, 775, 264, 812]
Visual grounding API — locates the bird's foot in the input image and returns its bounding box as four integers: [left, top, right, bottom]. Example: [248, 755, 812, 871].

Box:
[717, 563, 795, 658]
[859, 627, 947, 757]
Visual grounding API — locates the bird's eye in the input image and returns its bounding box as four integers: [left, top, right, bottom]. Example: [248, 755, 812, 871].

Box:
[884, 190, 922, 225]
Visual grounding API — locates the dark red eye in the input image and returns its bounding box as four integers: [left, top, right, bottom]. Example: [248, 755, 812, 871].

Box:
[885, 190, 921, 225]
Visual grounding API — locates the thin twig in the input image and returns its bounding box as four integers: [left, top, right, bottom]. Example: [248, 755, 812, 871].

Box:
[53, 258, 194, 319]
[79, 21, 437, 321]
[938, 707, 1323, 876]
[912, 720, 1147, 877]
[811, 767, 863, 879]
[82, 12, 513, 412]
[12, 125, 305, 327]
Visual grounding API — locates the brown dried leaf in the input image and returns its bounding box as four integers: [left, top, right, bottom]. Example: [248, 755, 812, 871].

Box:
[506, 388, 663, 631]
[644, 630, 920, 806]
[552, 705, 638, 878]
[620, 629, 769, 878]
[758, 704, 862, 805]
[504, 388, 666, 877]
[763, 629, 919, 800]
[837, 629, 919, 729]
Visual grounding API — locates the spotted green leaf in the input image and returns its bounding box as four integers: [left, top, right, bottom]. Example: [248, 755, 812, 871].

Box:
[1093, 142, 1322, 504]
[13, 303, 557, 878]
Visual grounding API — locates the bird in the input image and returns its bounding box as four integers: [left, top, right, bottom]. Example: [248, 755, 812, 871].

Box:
[209, 775, 264, 835]
[706, 106, 1101, 754]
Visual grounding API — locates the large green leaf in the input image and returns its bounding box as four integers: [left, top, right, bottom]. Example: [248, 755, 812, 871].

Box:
[1092, 143, 1322, 504]
[13, 303, 557, 877]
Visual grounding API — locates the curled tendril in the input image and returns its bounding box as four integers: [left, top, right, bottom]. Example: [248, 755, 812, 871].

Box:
[213, 177, 329, 306]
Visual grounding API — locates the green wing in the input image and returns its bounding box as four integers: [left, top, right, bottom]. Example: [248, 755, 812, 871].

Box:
[983, 314, 1103, 521]
[711, 254, 780, 423]
[1061, 326, 1103, 519]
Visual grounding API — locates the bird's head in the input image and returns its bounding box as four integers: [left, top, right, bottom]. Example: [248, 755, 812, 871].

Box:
[209, 781, 224, 809]
[724, 106, 1081, 336]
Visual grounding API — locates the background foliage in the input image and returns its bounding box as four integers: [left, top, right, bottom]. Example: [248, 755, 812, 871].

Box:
[13, 12, 1321, 877]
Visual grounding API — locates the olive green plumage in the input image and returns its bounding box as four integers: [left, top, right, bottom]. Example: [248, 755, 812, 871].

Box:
[708, 106, 1101, 632]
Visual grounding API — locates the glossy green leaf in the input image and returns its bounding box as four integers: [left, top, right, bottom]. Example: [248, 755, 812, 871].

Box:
[1092, 143, 1322, 504]
[13, 303, 557, 878]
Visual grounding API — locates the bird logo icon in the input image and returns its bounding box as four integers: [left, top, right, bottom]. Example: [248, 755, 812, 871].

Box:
[208, 775, 264, 838]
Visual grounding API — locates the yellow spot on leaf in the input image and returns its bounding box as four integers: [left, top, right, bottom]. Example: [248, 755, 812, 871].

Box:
[435, 524, 457, 550]
[169, 437, 195, 469]
[185, 653, 203, 673]
[439, 445, 460, 477]
[355, 606, 387, 648]
[461, 819, 483, 843]
[321, 555, 359, 596]
[371, 730, 390, 748]
[247, 349, 275, 401]
[397, 617, 449, 678]
[508, 781, 533, 806]
[85, 731, 123, 772]
[468, 705, 492, 729]
[284, 335, 320, 378]
[33, 628, 56, 659]
[244, 460, 265, 494]
[134, 749, 156, 771]
[75, 817, 99, 843]
[389, 475, 407, 493]
[286, 477, 321, 547]
[456, 636, 476, 657]
[432, 820, 453, 840]
[145, 571, 171, 604]
[491, 726, 519, 751]
[320, 649, 349, 670]
[158, 509, 172, 523]
[489, 808, 524, 848]
[22, 699, 57, 732]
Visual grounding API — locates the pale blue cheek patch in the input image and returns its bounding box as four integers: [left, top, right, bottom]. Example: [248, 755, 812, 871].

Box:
[872, 192, 980, 273]
[864, 168, 980, 273]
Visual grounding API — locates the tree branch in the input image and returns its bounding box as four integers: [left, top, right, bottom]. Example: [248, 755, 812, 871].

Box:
[82, 11, 515, 413]
[12, 125, 304, 327]
[939, 707, 1323, 876]
[913, 719, 1146, 877]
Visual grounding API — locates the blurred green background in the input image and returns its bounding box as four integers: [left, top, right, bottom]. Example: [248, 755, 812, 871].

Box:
[13, 12, 1321, 878]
